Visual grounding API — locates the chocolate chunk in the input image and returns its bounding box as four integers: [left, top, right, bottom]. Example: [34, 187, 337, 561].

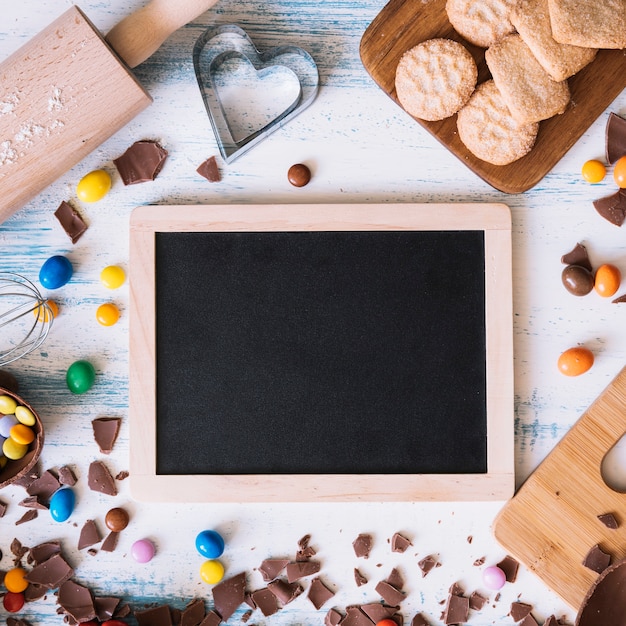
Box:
[196, 156, 221, 182]
[92, 417, 121, 454]
[78, 519, 102, 550]
[259, 558, 289, 581]
[598, 512, 619, 529]
[510, 601, 533, 621]
[88, 460, 117, 495]
[473, 556, 486, 566]
[353, 533, 373, 558]
[361, 603, 399, 622]
[286, 559, 321, 582]
[386, 567, 404, 590]
[180, 598, 205, 626]
[606, 112, 626, 164]
[101, 531, 120, 552]
[449, 582, 464, 596]
[296, 534, 316, 561]
[29, 540, 61, 565]
[240, 609, 253, 622]
[375, 580, 406, 605]
[307, 576, 335, 609]
[543, 616, 558, 626]
[561, 242, 592, 271]
[411, 613, 430, 626]
[442, 593, 469, 625]
[116, 470, 130, 480]
[250, 588, 280, 616]
[7, 618, 33, 626]
[26, 469, 61, 502]
[18, 495, 47, 509]
[497, 555, 519, 582]
[593, 189, 626, 226]
[612, 293, 626, 303]
[391, 532, 411, 553]
[24, 583, 47, 602]
[94, 596, 121, 621]
[11, 538, 28, 559]
[520, 614, 539, 626]
[57, 465, 77, 486]
[26, 553, 73, 589]
[325, 608, 343, 626]
[213, 572, 247, 620]
[267, 578, 303, 605]
[199, 610, 222, 626]
[15, 509, 38, 525]
[342, 606, 375, 626]
[0, 499, 7, 517]
[418, 555, 439, 577]
[354, 568, 368, 586]
[54, 201, 87, 244]
[469, 591, 488, 610]
[583, 544, 611, 573]
[135, 604, 173, 626]
[114, 140, 168, 185]
[0, 369, 19, 393]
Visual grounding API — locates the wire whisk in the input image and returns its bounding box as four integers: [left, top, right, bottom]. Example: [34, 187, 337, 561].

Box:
[0, 272, 54, 366]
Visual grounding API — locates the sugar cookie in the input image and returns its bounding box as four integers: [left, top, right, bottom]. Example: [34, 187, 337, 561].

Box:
[446, 0, 517, 47]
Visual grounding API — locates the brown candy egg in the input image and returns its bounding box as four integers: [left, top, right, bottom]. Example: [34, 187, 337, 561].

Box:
[105, 507, 129, 532]
[562, 264, 594, 296]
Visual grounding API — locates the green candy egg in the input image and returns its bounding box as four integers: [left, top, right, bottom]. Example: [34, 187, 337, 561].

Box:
[66, 360, 96, 394]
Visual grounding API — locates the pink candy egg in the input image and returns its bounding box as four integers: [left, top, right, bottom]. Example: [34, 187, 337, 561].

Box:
[482, 565, 507, 590]
[131, 538, 155, 563]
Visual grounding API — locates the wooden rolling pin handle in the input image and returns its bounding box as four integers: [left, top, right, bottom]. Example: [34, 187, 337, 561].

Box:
[105, 0, 219, 68]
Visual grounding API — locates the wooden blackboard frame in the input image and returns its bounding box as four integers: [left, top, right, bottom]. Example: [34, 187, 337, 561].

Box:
[128, 203, 513, 502]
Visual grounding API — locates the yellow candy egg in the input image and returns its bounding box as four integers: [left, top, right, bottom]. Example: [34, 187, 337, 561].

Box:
[3, 437, 28, 460]
[10, 423, 35, 445]
[15, 405, 36, 426]
[34, 299, 58, 323]
[96, 303, 120, 326]
[76, 169, 111, 203]
[100, 265, 126, 289]
[4, 567, 29, 593]
[200, 560, 225, 584]
[0, 394, 17, 414]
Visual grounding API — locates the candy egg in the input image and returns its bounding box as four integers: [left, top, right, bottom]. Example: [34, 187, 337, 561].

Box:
[96, 302, 120, 326]
[50, 487, 75, 522]
[39, 255, 73, 289]
[594, 264, 621, 298]
[131, 538, 156, 563]
[2, 591, 25, 613]
[4, 567, 29, 593]
[200, 559, 225, 584]
[100, 265, 126, 289]
[77, 169, 112, 202]
[581, 159, 606, 183]
[195, 529, 225, 559]
[0, 393, 17, 414]
[34, 299, 58, 323]
[482, 565, 507, 590]
[66, 360, 96, 394]
[105, 507, 130, 532]
[562, 265, 594, 296]
[0, 414, 18, 438]
[9, 423, 35, 445]
[558, 347, 594, 376]
[15, 405, 36, 426]
[2, 437, 27, 460]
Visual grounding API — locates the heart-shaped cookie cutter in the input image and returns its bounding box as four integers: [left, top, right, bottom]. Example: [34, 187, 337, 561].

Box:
[193, 24, 319, 163]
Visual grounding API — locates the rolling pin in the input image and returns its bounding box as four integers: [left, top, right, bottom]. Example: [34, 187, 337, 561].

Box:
[0, 0, 218, 224]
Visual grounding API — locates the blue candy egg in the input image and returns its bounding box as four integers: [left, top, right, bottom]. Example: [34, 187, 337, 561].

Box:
[50, 487, 75, 522]
[39, 255, 73, 290]
[195, 530, 225, 559]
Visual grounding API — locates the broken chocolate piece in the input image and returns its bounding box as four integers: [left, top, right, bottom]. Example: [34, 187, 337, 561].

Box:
[18, 495, 47, 509]
[199, 611, 222, 626]
[213, 572, 247, 620]
[342, 606, 376, 626]
[114, 140, 168, 185]
[296, 534, 316, 560]
[180, 598, 205, 626]
[7, 618, 33, 626]
[418, 555, 439, 577]
[92, 417, 121, 454]
[267, 578, 303, 605]
[583, 544, 611, 573]
[26, 553, 74, 589]
[307, 576, 335, 610]
[26, 469, 61, 502]
[197, 156, 221, 182]
[250, 588, 280, 616]
[497, 555, 519, 582]
[15, 509, 38, 525]
[606, 112, 626, 164]
[375, 580, 405, 605]
[325, 608, 343, 626]
[510, 601, 533, 621]
[520, 614, 539, 626]
[135, 604, 173, 626]
[259, 558, 290, 581]
[442, 593, 469, 625]
[354, 568, 368, 586]
[286, 559, 321, 582]
[29, 540, 61, 565]
[24, 583, 47, 602]
[386, 567, 404, 590]
[561, 242, 592, 271]
[94, 596, 121, 622]
[411, 614, 430, 626]
[598, 512, 619, 529]
[593, 189, 626, 226]
[542, 616, 558, 626]
[58, 465, 77, 486]
[361, 603, 399, 622]
[353, 533, 373, 558]
[101, 531, 120, 552]
[391, 532, 411, 553]
[469, 591, 487, 610]
[612, 293, 626, 303]
[78, 519, 102, 550]
[88, 460, 117, 495]
[54, 201, 87, 244]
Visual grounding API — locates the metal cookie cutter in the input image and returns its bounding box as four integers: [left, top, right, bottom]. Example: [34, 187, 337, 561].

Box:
[193, 24, 319, 163]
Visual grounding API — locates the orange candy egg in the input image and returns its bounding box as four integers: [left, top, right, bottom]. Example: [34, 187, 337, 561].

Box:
[594, 263, 621, 297]
[581, 159, 606, 183]
[558, 347, 594, 376]
[614, 156, 626, 188]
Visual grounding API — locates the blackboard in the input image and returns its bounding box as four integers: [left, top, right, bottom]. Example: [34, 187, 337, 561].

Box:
[129, 203, 513, 502]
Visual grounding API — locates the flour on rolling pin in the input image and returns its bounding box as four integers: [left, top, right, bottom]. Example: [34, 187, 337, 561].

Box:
[0, 0, 217, 224]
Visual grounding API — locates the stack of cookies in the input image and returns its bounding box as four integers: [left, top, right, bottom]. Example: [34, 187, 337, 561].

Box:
[394, 0, 626, 165]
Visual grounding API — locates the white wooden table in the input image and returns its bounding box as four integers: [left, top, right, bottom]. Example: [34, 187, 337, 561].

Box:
[1, 1, 625, 624]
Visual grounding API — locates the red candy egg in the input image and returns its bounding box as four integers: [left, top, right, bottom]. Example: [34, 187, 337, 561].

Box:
[3, 590, 25, 612]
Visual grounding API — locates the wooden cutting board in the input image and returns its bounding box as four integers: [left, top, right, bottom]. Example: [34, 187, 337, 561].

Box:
[493, 366, 626, 610]
[359, 0, 626, 194]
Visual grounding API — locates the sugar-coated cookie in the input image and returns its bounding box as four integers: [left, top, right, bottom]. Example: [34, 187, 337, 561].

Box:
[445, 0, 517, 47]
[395, 38, 478, 122]
[457, 80, 539, 165]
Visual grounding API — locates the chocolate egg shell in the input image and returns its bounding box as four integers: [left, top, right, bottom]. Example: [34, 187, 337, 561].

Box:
[562, 265, 594, 296]
[576, 558, 626, 626]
